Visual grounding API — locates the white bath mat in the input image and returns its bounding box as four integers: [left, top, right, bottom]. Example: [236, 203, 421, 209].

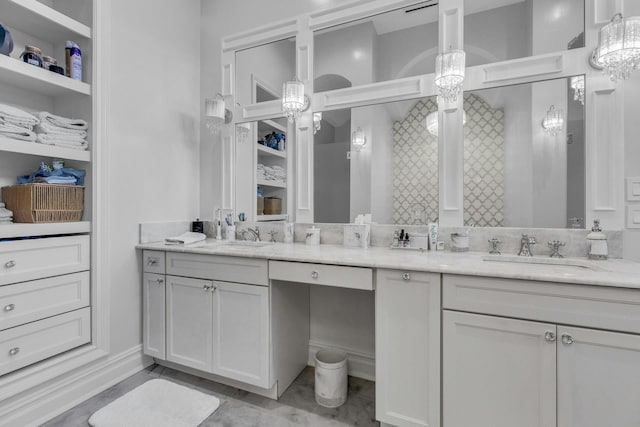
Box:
[88, 378, 220, 427]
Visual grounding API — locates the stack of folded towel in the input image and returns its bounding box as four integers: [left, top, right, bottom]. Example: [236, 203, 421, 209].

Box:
[257, 164, 286, 183]
[0, 103, 39, 142]
[0, 203, 13, 225]
[35, 112, 88, 151]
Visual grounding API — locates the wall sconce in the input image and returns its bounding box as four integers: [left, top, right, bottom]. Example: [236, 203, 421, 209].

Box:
[541, 105, 564, 136]
[591, 13, 640, 82]
[351, 127, 367, 151]
[425, 110, 467, 137]
[282, 77, 310, 122]
[570, 75, 585, 105]
[205, 94, 232, 134]
[236, 122, 251, 144]
[435, 49, 466, 103]
[313, 112, 322, 134]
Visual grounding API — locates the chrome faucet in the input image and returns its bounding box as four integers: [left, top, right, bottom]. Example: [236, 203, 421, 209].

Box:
[548, 240, 566, 258]
[245, 226, 261, 242]
[518, 234, 536, 257]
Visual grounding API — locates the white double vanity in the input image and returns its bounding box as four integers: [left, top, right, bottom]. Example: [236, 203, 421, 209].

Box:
[137, 239, 640, 427]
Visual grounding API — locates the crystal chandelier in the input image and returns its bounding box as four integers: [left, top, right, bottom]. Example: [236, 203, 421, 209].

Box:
[570, 75, 585, 105]
[351, 127, 367, 151]
[593, 13, 640, 82]
[313, 112, 322, 134]
[425, 110, 466, 137]
[542, 105, 564, 136]
[205, 94, 227, 134]
[282, 77, 309, 122]
[435, 49, 466, 103]
[236, 122, 251, 144]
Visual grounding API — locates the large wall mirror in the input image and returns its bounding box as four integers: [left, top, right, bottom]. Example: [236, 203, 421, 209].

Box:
[314, 0, 439, 92]
[463, 0, 584, 67]
[464, 75, 586, 229]
[314, 96, 439, 225]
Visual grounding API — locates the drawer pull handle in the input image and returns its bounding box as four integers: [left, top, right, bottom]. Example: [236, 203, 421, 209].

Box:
[4, 260, 16, 269]
[8, 347, 20, 356]
[544, 331, 556, 343]
[4, 304, 15, 312]
[311, 271, 319, 279]
[561, 334, 574, 345]
[156, 279, 164, 285]
[402, 272, 411, 281]
[203, 285, 210, 292]
[147, 258, 158, 266]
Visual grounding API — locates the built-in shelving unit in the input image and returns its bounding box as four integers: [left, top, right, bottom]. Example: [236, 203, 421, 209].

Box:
[256, 118, 288, 221]
[0, 221, 90, 239]
[0, 135, 90, 162]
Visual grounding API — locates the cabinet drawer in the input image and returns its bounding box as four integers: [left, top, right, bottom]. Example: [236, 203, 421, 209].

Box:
[0, 272, 90, 331]
[443, 274, 640, 334]
[166, 253, 268, 286]
[269, 261, 373, 291]
[0, 307, 91, 376]
[0, 236, 90, 286]
[143, 250, 165, 274]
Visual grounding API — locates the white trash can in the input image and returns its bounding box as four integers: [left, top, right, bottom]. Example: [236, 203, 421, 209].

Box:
[314, 349, 348, 408]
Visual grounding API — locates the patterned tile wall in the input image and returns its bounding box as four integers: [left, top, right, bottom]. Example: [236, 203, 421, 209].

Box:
[392, 94, 505, 226]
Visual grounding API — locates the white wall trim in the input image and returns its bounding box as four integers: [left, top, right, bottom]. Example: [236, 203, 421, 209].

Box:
[0, 346, 150, 427]
[308, 340, 375, 381]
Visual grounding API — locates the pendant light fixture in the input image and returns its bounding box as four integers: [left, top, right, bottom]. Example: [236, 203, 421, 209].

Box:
[425, 110, 467, 137]
[313, 112, 322, 134]
[282, 77, 310, 122]
[351, 127, 367, 151]
[542, 105, 564, 136]
[435, 49, 466, 103]
[205, 94, 232, 134]
[591, 13, 640, 82]
[570, 75, 585, 105]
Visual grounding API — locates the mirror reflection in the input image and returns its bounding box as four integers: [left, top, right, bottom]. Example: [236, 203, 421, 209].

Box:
[314, 96, 439, 224]
[314, 1, 439, 93]
[463, 0, 585, 68]
[464, 76, 586, 229]
[235, 37, 296, 106]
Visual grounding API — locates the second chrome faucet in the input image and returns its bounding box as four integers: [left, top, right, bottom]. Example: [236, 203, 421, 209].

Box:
[518, 234, 537, 257]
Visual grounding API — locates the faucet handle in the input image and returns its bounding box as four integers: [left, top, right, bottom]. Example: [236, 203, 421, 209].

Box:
[548, 240, 566, 258]
[488, 238, 501, 255]
[268, 230, 277, 243]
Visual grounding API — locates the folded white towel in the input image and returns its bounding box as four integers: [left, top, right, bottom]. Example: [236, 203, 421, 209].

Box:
[0, 122, 37, 141]
[0, 104, 39, 128]
[37, 132, 87, 144]
[36, 134, 88, 150]
[37, 112, 88, 131]
[35, 122, 87, 138]
[164, 232, 207, 245]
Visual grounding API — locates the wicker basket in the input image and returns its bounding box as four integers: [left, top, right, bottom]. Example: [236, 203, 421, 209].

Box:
[1, 184, 84, 223]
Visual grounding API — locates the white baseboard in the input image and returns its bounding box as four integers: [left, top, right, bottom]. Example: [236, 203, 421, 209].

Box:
[308, 340, 375, 382]
[0, 345, 152, 427]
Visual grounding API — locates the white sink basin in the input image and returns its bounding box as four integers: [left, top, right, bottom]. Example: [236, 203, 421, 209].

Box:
[482, 255, 607, 272]
[220, 240, 274, 248]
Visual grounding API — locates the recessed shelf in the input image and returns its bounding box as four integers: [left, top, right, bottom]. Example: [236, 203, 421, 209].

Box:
[256, 214, 288, 222]
[0, 221, 91, 239]
[0, 54, 91, 97]
[0, 136, 90, 162]
[0, 0, 91, 43]
[257, 178, 286, 188]
[257, 144, 286, 158]
[260, 119, 287, 133]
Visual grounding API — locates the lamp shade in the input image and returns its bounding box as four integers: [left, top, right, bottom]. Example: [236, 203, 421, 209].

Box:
[282, 78, 306, 122]
[352, 127, 367, 151]
[595, 13, 640, 81]
[435, 50, 466, 103]
[542, 105, 564, 136]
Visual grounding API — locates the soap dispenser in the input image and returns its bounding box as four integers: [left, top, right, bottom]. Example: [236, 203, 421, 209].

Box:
[587, 219, 608, 260]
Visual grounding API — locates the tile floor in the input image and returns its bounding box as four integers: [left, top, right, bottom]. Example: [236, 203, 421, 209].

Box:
[41, 365, 379, 426]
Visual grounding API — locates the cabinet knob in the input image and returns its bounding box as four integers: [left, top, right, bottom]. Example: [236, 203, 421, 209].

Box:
[544, 331, 556, 342]
[4, 304, 15, 312]
[203, 284, 210, 292]
[147, 258, 158, 266]
[402, 272, 411, 281]
[311, 271, 319, 279]
[4, 260, 16, 269]
[561, 334, 574, 345]
[8, 347, 20, 356]
[156, 278, 164, 285]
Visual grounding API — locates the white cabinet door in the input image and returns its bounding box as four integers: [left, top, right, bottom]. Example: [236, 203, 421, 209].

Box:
[211, 281, 270, 388]
[166, 275, 213, 372]
[142, 273, 165, 360]
[558, 326, 640, 427]
[443, 311, 557, 427]
[375, 270, 440, 427]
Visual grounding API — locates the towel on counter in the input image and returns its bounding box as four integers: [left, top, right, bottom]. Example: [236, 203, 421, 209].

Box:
[34, 175, 77, 185]
[0, 203, 12, 219]
[36, 122, 87, 139]
[37, 111, 88, 131]
[164, 232, 207, 245]
[0, 122, 36, 141]
[0, 104, 39, 129]
[36, 134, 88, 150]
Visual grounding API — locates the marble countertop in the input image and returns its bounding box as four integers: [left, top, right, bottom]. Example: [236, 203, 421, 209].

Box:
[137, 239, 640, 289]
